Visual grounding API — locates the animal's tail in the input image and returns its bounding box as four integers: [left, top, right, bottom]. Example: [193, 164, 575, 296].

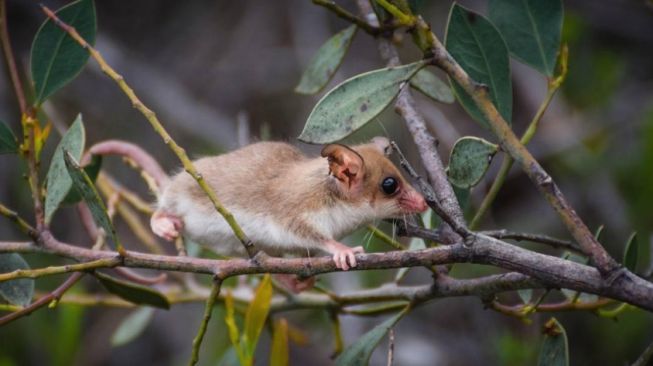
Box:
[82, 139, 170, 195]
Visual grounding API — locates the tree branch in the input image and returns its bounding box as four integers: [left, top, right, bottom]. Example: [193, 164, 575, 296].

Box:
[3, 227, 652, 310]
[413, 17, 618, 275]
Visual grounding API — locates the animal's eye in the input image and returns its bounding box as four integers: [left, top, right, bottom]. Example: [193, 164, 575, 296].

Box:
[381, 177, 399, 195]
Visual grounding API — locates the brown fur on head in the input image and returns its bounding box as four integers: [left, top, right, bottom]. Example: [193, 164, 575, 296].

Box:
[321, 137, 428, 216]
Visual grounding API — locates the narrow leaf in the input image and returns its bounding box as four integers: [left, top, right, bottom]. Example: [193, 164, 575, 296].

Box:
[31, 0, 96, 104]
[270, 318, 289, 366]
[489, 0, 563, 76]
[244, 274, 273, 356]
[299, 61, 426, 144]
[0, 120, 18, 154]
[95, 272, 169, 309]
[224, 290, 247, 366]
[594, 225, 605, 241]
[295, 25, 357, 95]
[111, 307, 155, 346]
[44, 115, 86, 224]
[445, 4, 512, 127]
[64, 151, 121, 250]
[62, 154, 102, 205]
[0, 253, 34, 306]
[335, 308, 408, 366]
[447, 136, 498, 188]
[537, 318, 569, 366]
[623, 232, 639, 272]
[410, 68, 454, 103]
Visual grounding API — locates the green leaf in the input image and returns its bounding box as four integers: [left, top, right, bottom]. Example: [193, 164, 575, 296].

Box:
[295, 25, 357, 95]
[95, 272, 169, 309]
[299, 61, 426, 144]
[410, 68, 454, 103]
[63, 150, 121, 250]
[243, 274, 273, 357]
[31, 0, 96, 104]
[224, 290, 247, 366]
[44, 115, 86, 224]
[0, 120, 18, 155]
[537, 318, 569, 366]
[623, 232, 639, 272]
[489, 0, 563, 76]
[62, 154, 102, 205]
[445, 4, 512, 127]
[53, 302, 84, 366]
[270, 318, 289, 366]
[111, 307, 155, 346]
[0, 253, 34, 306]
[518, 289, 533, 304]
[447, 136, 498, 188]
[335, 308, 408, 366]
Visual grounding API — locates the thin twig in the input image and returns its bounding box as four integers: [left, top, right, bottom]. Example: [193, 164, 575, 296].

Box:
[0, 272, 83, 326]
[491, 297, 613, 319]
[312, 0, 386, 36]
[188, 278, 223, 366]
[391, 142, 469, 239]
[40, 5, 258, 258]
[0, 257, 120, 282]
[0, 203, 38, 239]
[480, 230, 581, 253]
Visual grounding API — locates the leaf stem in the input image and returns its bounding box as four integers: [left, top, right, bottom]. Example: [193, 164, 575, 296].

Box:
[367, 225, 405, 250]
[0, 202, 38, 239]
[312, 0, 386, 35]
[188, 278, 223, 366]
[374, 0, 414, 26]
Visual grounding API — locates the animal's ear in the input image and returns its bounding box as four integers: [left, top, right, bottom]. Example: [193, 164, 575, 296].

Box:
[321, 144, 365, 191]
[370, 136, 392, 156]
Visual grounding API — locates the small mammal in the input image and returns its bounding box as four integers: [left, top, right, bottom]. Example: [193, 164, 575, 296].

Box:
[150, 137, 427, 271]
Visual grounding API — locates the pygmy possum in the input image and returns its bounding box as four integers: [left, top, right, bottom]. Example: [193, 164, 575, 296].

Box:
[150, 137, 427, 273]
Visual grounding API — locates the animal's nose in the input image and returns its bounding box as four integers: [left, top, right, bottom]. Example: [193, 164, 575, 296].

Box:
[403, 189, 428, 213]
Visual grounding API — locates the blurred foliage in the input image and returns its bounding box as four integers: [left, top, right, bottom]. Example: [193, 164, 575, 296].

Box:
[616, 107, 653, 229]
[494, 332, 538, 365]
[561, 12, 624, 110]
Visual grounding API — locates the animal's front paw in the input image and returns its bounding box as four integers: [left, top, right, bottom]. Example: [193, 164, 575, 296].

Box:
[151, 211, 183, 241]
[324, 240, 365, 271]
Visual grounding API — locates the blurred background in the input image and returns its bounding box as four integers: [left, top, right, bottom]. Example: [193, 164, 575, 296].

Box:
[1, 0, 653, 365]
